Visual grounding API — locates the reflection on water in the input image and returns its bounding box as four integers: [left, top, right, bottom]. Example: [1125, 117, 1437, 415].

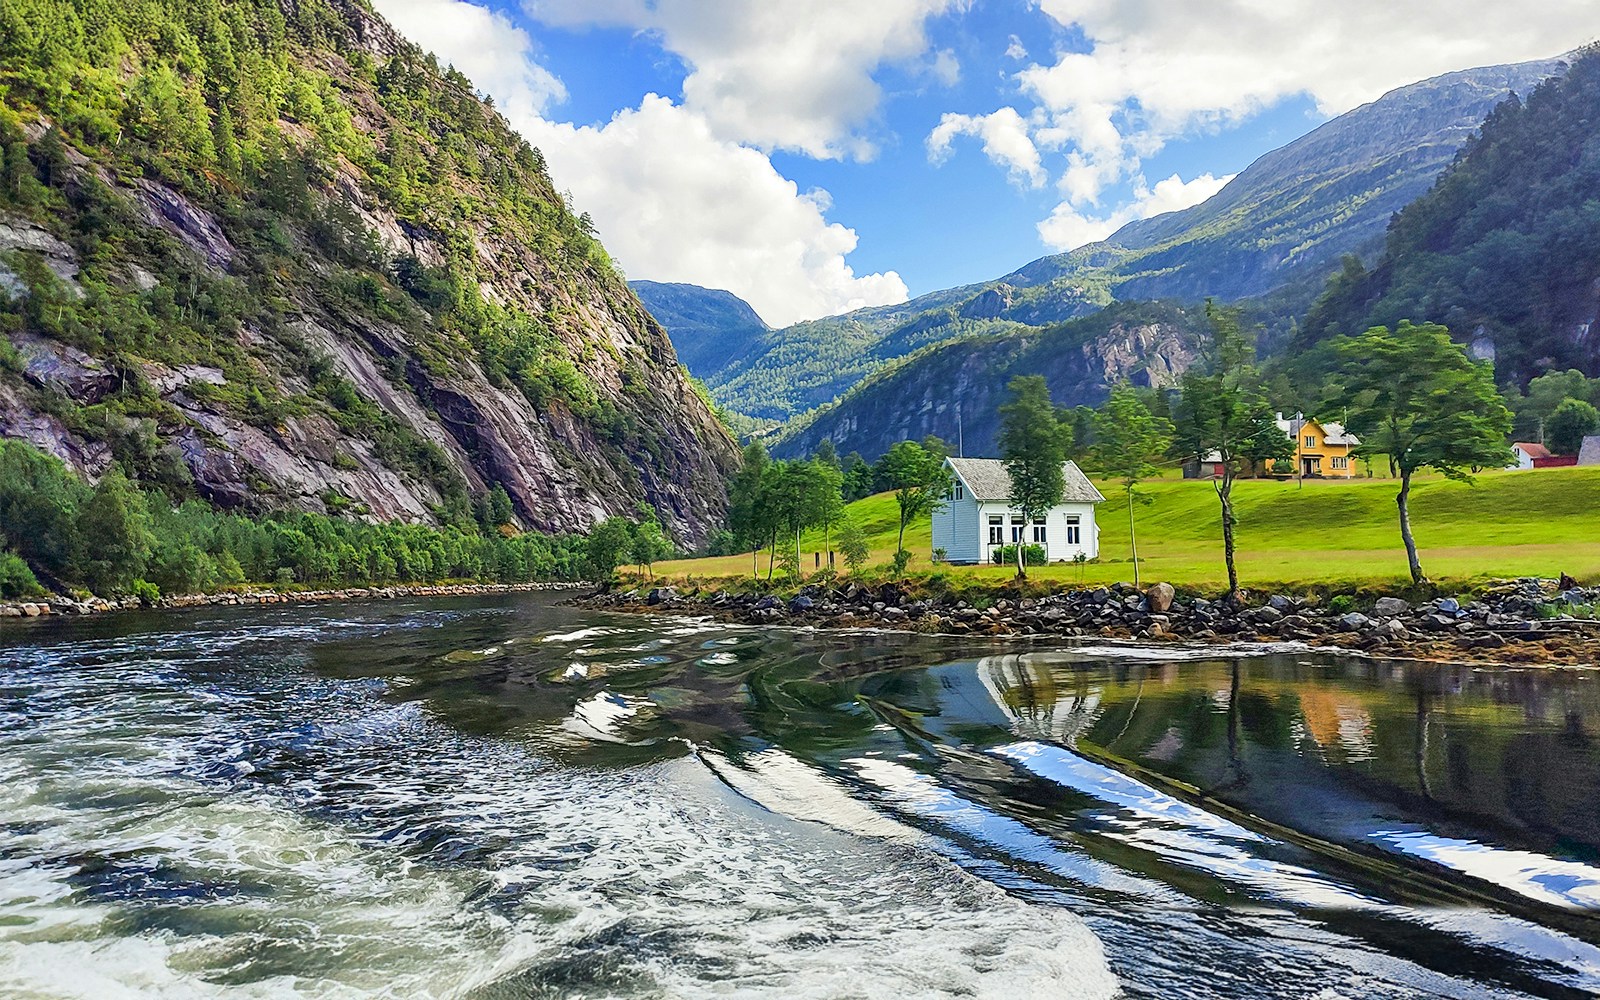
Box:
[2, 595, 1599, 998]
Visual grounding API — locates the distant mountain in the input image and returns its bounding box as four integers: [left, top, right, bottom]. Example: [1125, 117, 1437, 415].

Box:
[774, 302, 1208, 461]
[1299, 46, 1600, 384]
[629, 280, 769, 379]
[692, 54, 1568, 424]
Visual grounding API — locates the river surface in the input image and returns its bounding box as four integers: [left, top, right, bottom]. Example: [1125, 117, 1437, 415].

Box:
[3, 594, 1600, 999]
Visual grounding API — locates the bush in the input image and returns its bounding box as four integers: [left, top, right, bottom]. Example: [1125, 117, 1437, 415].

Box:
[991, 544, 1047, 567]
[1329, 594, 1356, 613]
[130, 579, 161, 606]
[0, 551, 43, 598]
[891, 549, 913, 580]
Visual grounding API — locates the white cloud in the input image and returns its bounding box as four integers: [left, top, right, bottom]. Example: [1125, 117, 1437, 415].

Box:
[1005, 34, 1028, 61]
[929, 48, 962, 87]
[1037, 171, 1234, 251]
[525, 0, 962, 160]
[1022, 0, 1591, 203]
[374, 0, 567, 115]
[373, 0, 908, 325]
[521, 96, 908, 326]
[927, 108, 1046, 188]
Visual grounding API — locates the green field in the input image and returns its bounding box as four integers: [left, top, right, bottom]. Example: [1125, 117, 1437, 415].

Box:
[657, 467, 1600, 592]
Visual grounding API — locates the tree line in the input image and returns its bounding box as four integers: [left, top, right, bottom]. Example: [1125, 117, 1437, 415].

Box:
[0, 439, 670, 599]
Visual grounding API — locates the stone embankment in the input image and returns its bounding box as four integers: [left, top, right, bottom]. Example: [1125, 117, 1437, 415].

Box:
[0, 582, 585, 620]
[582, 578, 1600, 665]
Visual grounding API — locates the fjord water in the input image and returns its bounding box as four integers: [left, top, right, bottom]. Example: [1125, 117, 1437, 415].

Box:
[3, 596, 1599, 999]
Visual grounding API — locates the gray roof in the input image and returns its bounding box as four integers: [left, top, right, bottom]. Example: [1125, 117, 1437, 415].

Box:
[947, 457, 1105, 504]
[1579, 436, 1600, 467]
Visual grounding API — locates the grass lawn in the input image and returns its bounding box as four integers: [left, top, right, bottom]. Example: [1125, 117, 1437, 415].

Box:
[656, 466, 1600, 592]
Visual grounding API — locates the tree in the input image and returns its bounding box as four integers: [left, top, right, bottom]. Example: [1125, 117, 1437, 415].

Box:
[74, 465, 154, 594]
[1171, 301, 1276, 599]
[809, 459, 845, 570]
[1513, 369, 1595, 441]
[879, 441, 950, 578]
[1333, 322, 1513, 585]
[1092, 385, 1173, 589]
[813, 438, 838, 468]
[839, 519, 870, 575]
[841, 452, 874, 502]
[587, 516, 633, 581]
[1547, 397, 1600, 456]
[998, 375, 1067, 579]
[726, 441, 770, 578]
[629, 516, 671, 579]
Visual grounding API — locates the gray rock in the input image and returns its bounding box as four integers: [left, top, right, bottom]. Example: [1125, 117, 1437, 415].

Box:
[1373, 597, 1410, 617]
[1146, 583, 1175, 614]
[788, 595, 814, 613]
[1254, 606, 1285, 624]
[646, 587, 677, 605]
[1434, 597, 1461, 615]
[1335, 612, 1371, 632]
[1267, 594, 1294, 612]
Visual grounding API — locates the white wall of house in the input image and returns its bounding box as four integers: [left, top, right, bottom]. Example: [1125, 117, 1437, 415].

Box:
[935, 497, 1099, 565]
[1508, 446, 1535, 471]
[931, 486, 982, 564]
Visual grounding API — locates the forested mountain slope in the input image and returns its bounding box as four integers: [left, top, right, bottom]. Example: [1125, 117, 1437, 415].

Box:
[689, 54, 1566, 424]
[774, 302, 1209, 461]
[0, 0, 737, 544]
[1299, 45, 1600, 384]
[629, 280, 768, 381]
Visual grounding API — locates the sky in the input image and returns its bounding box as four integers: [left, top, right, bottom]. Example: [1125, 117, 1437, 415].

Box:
[370, 0, 1593, 328]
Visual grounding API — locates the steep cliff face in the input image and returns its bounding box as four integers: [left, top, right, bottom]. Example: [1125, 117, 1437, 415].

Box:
[0, 0, 737, 543]
[774, 303, 1205, 461]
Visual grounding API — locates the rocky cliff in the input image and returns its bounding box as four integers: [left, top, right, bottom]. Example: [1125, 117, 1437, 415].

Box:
[0, 0, 737, 544]
[774, 302, 1205, 461]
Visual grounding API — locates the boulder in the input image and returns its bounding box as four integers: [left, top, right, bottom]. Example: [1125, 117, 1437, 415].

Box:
[1267, 594, 1294, 612]
[646, 587, 677, 605]
[788, 595, 814, 613]
[1373, 597, 1410, 617]
[1335, 612, 1371, 632]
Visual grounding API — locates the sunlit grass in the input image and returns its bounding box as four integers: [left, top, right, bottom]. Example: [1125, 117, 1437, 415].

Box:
[656, 466, 1600, 591]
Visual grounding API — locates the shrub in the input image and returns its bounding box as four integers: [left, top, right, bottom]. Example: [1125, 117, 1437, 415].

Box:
[0, 551, 43, 598]
[991, 544, 1047, 567]
[1329, 594, 1356, 613]
[891, 548, 913, 580]
[130, 579, 161, 606]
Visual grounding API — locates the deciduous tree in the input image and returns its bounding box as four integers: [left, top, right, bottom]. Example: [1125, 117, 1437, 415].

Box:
[998, 375, 1068, 579]
[1092, 385, 1172, 589]
[1333, 322, 1513, 585]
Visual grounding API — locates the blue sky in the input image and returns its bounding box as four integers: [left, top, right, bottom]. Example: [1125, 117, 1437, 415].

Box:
[373, 0, 1590, 327]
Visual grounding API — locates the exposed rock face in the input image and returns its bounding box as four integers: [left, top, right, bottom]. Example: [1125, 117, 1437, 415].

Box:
[958, 285, 1013, 320]
[0, 0, 737, 544]
[775, 303, 1205, 461]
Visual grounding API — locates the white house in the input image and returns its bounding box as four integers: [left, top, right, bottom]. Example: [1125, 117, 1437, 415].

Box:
[1508, 442, 1552, 470]
[932, 457, 1104, 565]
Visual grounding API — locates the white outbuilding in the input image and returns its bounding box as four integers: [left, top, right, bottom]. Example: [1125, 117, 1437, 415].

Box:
[932, 457, 1103, 565]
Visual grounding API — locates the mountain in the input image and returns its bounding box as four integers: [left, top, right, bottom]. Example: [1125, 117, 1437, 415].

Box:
[1298, 45, 1600, 384]
[775, 302, 1208, 461]
[629, 280, 768, 380]
[693, 54, 1568, 424]
[0, 0, 737, 544]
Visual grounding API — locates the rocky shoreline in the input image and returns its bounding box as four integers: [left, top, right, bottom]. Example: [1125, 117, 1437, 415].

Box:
[0, 581, 587, 621]
[580, 578, 1600, 666]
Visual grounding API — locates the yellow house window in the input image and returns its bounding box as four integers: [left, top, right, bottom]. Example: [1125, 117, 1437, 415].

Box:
[1331, 456, 1349, 470]
[1304, 434, 1316, 448]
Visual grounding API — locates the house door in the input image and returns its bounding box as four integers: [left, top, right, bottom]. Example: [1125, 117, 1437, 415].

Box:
[1301, 457, 1316, 477]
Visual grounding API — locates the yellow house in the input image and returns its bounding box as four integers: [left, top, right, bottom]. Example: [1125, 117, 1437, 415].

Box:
[1270, 414, 1360, 479]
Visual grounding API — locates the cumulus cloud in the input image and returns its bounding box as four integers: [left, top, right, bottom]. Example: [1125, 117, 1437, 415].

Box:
[375, 0, 566, 115]
[521, 97, 908, 326]
[1037, 172, 1235, 251]
[525, 0, 962, 160]
[1022, 0, 1591, 203]
[929, 48, 962, 87]
[1005, 34, 1028, 61]
[372, 0, 909, 325]
[927, 108, 1046, 188]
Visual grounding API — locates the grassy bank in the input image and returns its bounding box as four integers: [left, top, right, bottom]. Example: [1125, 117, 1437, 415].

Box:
[656, 467, 1600, 594]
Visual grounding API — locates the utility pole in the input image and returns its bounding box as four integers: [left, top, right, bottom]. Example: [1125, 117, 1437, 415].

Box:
[956, 404, 964, 458]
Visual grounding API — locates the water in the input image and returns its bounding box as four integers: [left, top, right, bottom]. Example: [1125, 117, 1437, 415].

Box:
[1, 595, 1598, 998]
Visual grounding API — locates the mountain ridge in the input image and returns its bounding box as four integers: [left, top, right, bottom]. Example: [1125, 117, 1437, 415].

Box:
[0, 0, 737, 544]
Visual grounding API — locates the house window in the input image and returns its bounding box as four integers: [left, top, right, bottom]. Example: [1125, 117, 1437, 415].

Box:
[1331, 456, 1348, 470]
[1064, 514, 1081, 546]
[1031, 522, 1047, 544]
[988, 514, 1004, 545]
[1304, 434, 1316, 448]
[952, 484, 965, 501]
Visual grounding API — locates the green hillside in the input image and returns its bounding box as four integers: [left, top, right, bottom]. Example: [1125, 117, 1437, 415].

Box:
[1300, 45, 1600, 384]
[0, 0, 736, 544]
[658, 467, 1600, 592]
